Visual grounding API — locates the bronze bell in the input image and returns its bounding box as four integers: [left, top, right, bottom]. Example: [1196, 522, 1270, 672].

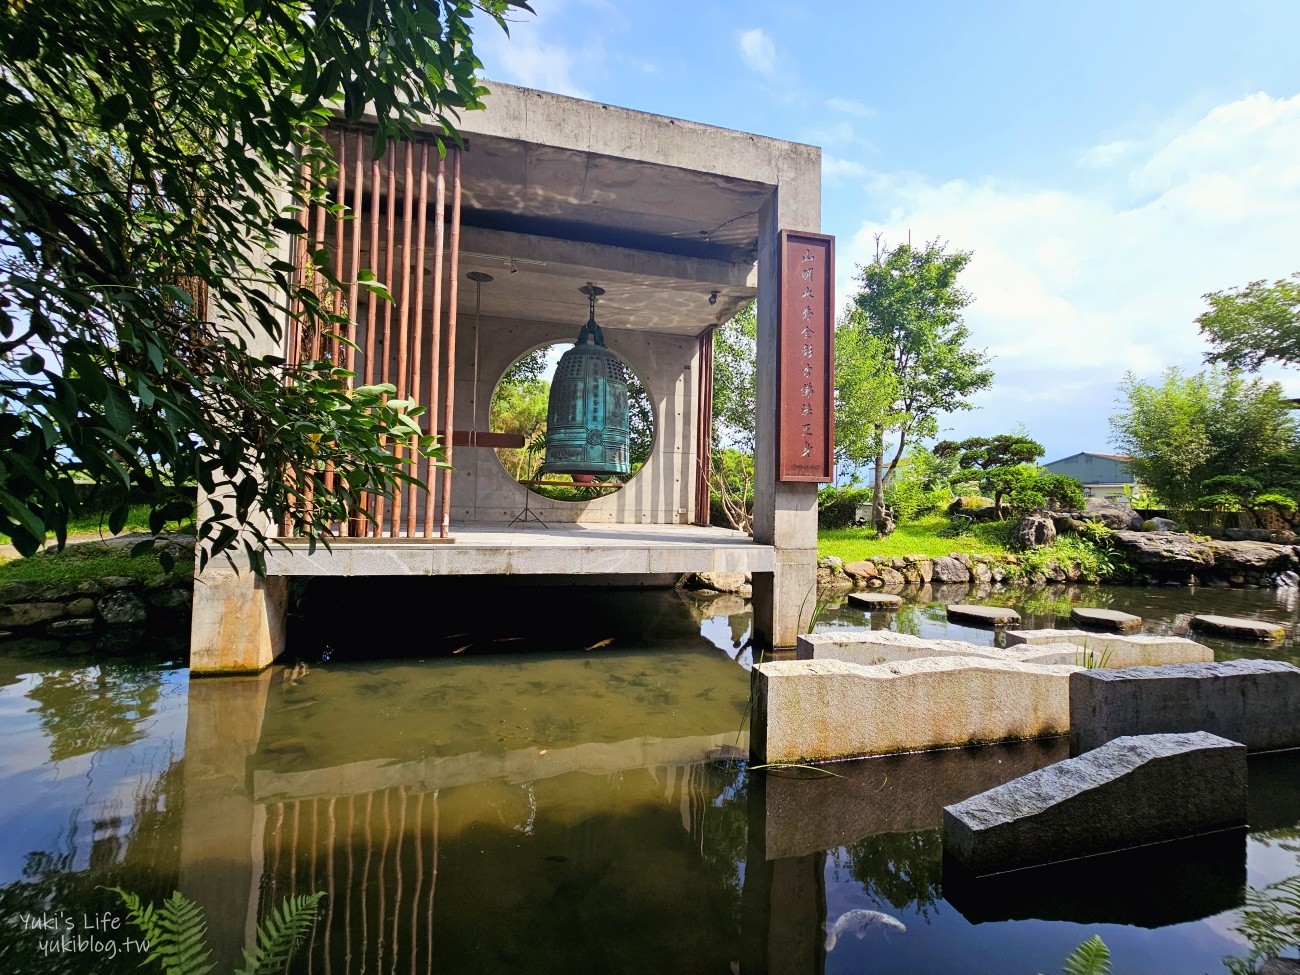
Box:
[537, 284, 631, 478]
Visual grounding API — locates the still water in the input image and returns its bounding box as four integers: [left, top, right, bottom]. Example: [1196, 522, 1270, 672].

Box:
[1, 579, 1298, 974]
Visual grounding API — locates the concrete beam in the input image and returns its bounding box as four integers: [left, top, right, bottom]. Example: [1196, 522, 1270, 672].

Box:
[457, 80, 820, 189]
[1070, 660, 1300, 754]
[944, 732, 1247, 874]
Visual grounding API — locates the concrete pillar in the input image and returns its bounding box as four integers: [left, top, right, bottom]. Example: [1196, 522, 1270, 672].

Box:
[190, 559, 288, 674]
[179, 671, 272, 971]
[752, 160, 822, 649]
[189, 183, 292, 674]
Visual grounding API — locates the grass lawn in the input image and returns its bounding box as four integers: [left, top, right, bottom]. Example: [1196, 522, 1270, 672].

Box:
[819, 514, 1012, 562]
[0, 541, 182, 584]
[0, 504, 196, 580]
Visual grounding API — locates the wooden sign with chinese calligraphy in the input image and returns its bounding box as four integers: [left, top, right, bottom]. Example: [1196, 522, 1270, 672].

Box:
[777, 230, 835, 482]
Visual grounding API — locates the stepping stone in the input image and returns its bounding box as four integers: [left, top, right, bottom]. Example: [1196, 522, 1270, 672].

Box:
[1070, 607, 1143, 633]
[1070, 660, 1300, 754]
[946, 604, 1021, 627]
[847, 592, 902, 610]
[943, 731, 1247, 874]
[1190, 614, 1286, 642]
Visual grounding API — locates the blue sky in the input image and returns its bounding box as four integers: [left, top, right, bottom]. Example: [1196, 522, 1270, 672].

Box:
[473, 1, 1300, 463]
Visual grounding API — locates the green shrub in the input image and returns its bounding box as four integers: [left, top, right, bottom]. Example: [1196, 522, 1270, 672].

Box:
[817, 486, 874, 529]
[1196, 493, 1244, 511]
[1200, 474, 1263, 502]
[1252, 491, 1298, 514]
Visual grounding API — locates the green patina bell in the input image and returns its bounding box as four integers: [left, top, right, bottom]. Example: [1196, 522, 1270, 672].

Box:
[537, 284, 631, 478]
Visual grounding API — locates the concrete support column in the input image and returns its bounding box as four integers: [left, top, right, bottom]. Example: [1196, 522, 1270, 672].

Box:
[190, 557, 288, 674]
[753, 167, 822, 649]
[189, 181, 292, 674]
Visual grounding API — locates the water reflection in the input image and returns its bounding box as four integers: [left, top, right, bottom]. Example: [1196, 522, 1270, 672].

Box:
[0, 585, 1297, 974]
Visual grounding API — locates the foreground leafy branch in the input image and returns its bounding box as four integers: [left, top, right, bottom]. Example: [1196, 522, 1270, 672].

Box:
[0, 0, 530, 570]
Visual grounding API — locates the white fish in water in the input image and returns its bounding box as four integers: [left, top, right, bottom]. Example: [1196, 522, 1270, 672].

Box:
[823, 909, 906, 951]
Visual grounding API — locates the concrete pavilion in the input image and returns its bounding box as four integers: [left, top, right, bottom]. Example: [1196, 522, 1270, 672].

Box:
[190, 81, 826, 673]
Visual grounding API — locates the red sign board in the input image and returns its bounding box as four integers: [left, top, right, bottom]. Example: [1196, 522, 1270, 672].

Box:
[777, 230, 835, 482]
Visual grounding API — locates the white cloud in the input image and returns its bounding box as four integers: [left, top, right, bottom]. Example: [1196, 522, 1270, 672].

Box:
[737, 27, 776, 76]
[823, 155, 871, 181]
[1079, 139, 1133, 169]
[826, 97, 875, 119]
[476, 10, 592, 98]
[837, 92, 1300, 457]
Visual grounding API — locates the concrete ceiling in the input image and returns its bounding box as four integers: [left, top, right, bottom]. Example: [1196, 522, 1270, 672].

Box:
[451, 135, 769, 334]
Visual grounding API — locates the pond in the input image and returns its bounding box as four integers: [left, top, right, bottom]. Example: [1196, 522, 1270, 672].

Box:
[0, 579, 1297, 974]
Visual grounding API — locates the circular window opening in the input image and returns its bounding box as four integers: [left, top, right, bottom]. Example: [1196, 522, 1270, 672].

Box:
[489, 343, 655, 502]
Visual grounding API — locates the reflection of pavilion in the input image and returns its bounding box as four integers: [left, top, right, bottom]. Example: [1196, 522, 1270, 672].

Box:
[180, 668, 752, 973]
[178, 670, 1266, 974]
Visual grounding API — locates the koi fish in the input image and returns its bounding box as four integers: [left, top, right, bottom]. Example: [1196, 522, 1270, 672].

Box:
[823, 909, 906, 951]
[585, 638, 614, 650]
[452, 645, 470, 654]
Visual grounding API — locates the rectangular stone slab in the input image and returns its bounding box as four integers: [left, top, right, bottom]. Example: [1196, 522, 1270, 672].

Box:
[1070, 660, 1300, 754]
[846, 592, 902, 609]
[754, 655, 1078, 763]
[946, 604, 1021, 626]
[1190, 614, 1286, 642]
[797, 630, 1084, 668]
[1004, 629, 1213, 669]
[943, 731, 1247, 874]
[1069, 607, 1142, 633]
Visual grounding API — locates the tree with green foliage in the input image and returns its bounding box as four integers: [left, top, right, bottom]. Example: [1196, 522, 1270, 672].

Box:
[832, 320, 900, 485]
[711, 302, 758, 452]
[1198, 272, 1300, 371]
[981, 465, 1084, 519]
[0, 0, 529, 570]
[848, 239, 994, 521]
[934, 433, 1044, 474]
[1109, 367, 1300, 509]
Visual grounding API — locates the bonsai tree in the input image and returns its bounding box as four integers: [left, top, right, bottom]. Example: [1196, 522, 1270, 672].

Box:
[982, 465, 1084, 520]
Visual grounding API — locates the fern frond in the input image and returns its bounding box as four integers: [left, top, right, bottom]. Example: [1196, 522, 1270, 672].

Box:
[110, 888, 214, 975]
[1062, 935, 1111, 975]
[154, 892, 216, 975]
[234, 891, 326, 975]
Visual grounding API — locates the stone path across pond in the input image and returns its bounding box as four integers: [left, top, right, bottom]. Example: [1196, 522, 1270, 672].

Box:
[946, 604, 1021, 627]
[1190, 614, 1287, 642]
[1069, 607, 1143, 633]
[847, 592, 902, 610]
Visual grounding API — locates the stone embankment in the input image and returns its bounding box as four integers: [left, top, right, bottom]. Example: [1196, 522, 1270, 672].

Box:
[1107, 531, 1300, 588]
[0, 534, 194, 654]
[814, 553, 1040, 594]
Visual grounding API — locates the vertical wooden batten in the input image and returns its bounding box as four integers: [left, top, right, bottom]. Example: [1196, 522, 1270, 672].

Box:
[438, 149, 463, 539]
